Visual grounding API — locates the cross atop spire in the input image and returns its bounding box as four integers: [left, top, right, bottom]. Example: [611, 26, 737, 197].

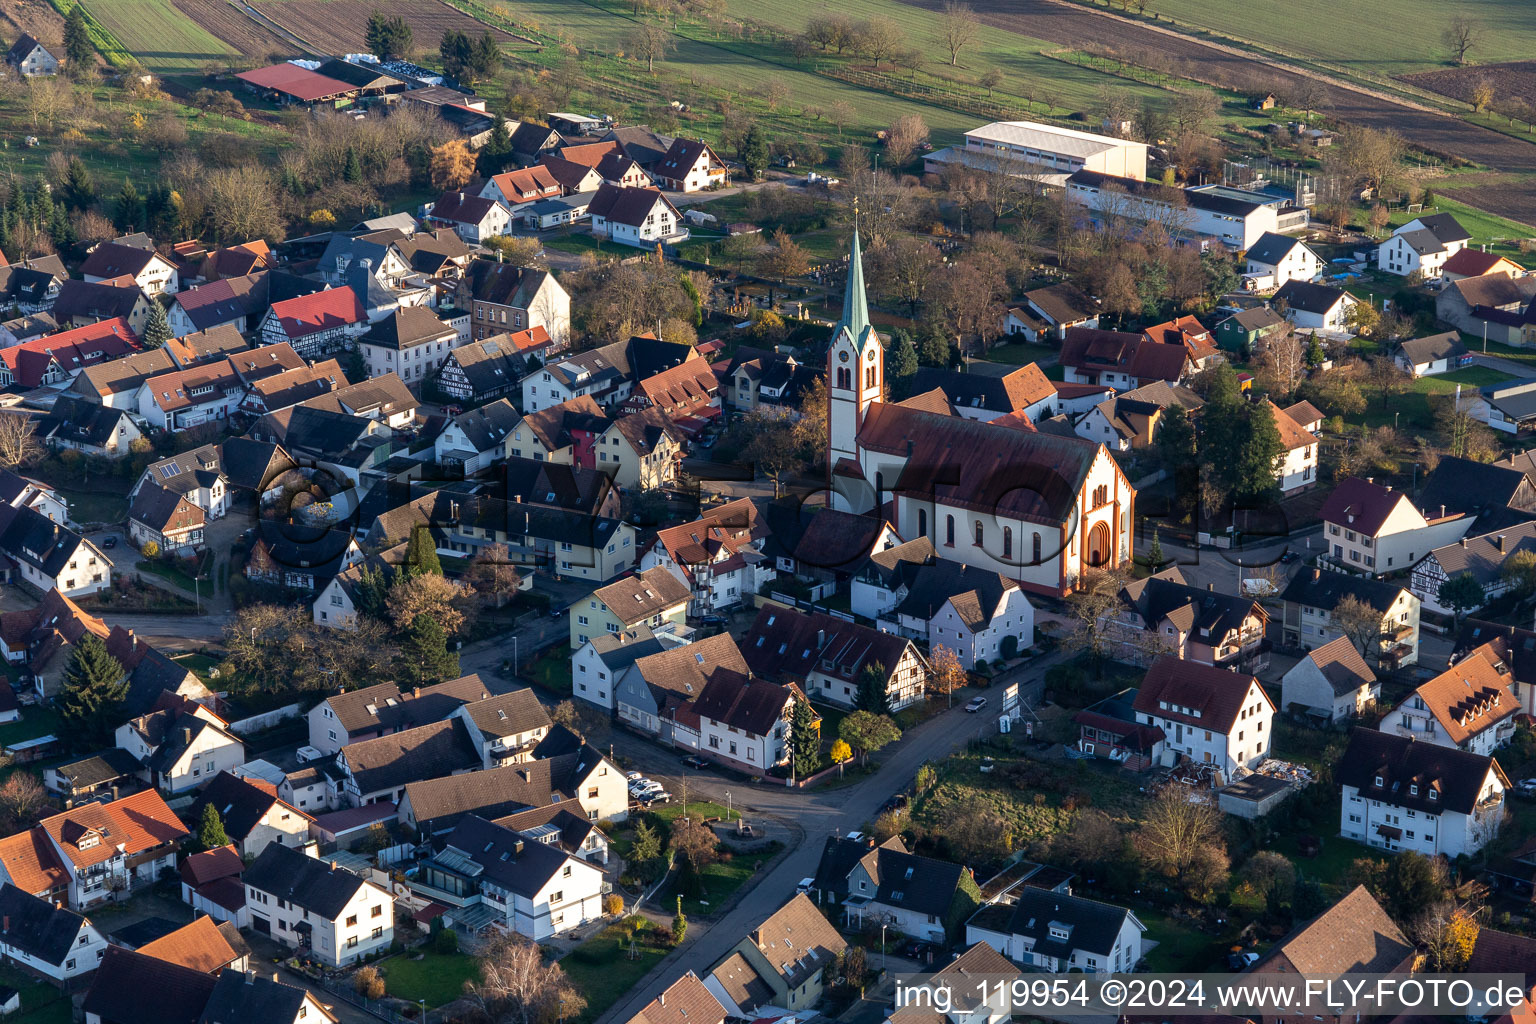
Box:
[839, 209, 870, 345]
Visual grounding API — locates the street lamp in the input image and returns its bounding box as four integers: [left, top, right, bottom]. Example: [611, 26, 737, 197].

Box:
[511, 635, 519, 676]
[725, 790, 732, 822]
[881, 923, 887, 969]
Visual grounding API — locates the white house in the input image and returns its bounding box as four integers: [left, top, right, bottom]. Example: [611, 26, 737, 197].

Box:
[1279, 635, 1379, 722]
[450, 688, 553, 768]
[1321, 476, 1471, 577]
[81, 242, 180, 296]
[831, 836, 971, 943]
[1394, 332, 1469, 378]
[179, 845, 250, 927]
[1243, 231, 1321, 291]
[356, 306, 458, 388]
[5, 34, 60, 77]
[0, 883, 108, 982]
[569, 627, 687, 712]
[653, 138, 729, 192]
[571, 566, 691, 649]
[1338, 728, 1507, 858]
[1133, 656, 1273, 776]
[587, 183, 688, 247]
[242, 842, 394, 967]
[1378, 644, 1520, 757]
[966, 888, 1145, 974]
[1378, 213, 1471, 278]
[423, 191, 512, 244]
[692, 674, 802, 774]
[419, 815, 604, 942]
[434, 399, 521, 475]
[114, 695, 245, 795]
[641, 499, 777, 615]
[1268, 399, 1320, 494]
[743, 606, 930, 712]
[1281, 569, 1422, 670]
[0, 506, 113, 597]
[1273, 279, 1358, 331]
[191, 771, 314, 859]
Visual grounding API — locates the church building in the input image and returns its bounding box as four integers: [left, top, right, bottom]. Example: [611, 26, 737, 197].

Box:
[826, 228, 1136, 598]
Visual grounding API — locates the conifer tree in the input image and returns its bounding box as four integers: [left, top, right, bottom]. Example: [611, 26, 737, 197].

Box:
[57, 635, 127, 749]
[400, 613, 458, 684]
[198, 803, 229, 851]
[141, 302, 171, 347]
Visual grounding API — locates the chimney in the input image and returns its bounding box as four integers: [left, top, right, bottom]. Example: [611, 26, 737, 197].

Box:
[1440, 505, 1446, 519]
[1207, 583, 1214, 591]
[1366, 477, 1373, 485]
[1498, 535, 1507, 553]
[110, 785, 118, 801]
[906, 440, 914, 457]
[1384, 484, 1392, 492]
[659, 995, 665, 1007]
[183, 726, 192, 745]
[245, 972, 256, 986]
[817, 629, 824, 648]
[1312, 568, 1320, 581]
[1460, 538, 1468, 547]
[413, 687, 421, 698]
[3, 916, 8, 933]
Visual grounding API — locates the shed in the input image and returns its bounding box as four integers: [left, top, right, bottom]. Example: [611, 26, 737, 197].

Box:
[1217, 773, 1293, 819]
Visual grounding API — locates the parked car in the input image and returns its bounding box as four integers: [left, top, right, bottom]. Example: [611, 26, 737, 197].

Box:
[903, 941, 937, 961]
[1226, 952, 1260, 970]
[102, 535, 118, 549]
[881, 794, 908, 813]
[979, 756, 995, 773]
[625, 771, 643, 782]
[796, 877, 815, 894]
[680, 755, 708, 769]
[965, 696, 988, 713]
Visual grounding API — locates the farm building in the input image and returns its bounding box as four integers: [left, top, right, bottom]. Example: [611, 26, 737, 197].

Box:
[235, 63, 360, 108]
[925, 119, 1148, 184]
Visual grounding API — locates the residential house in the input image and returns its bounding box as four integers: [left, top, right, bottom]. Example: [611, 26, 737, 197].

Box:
[1268, 398, 1320, 493]
[423, 191, 512, 244]
[1213, 306, 1288, 355]
[1436, 272, 1536, 344]
[743, 605, 929, 711]
[449, 688, 552, 768]
[336, 719, 483, 806]
[395, 229, 476, 281]
[300, 374, 417, 430]
[906, 363, 1057, 423]
[242, 842, 394, 966]
[641, 498, 777, 614]
[885, 944, 1021, 1024]
[462, 262, 571, 346]
[1282, 568, 1421, 668]
[0, 882, 107, 982]
[537, 156, 605, 195]
[257, 289, 368, 359]
[1414, 521, 1536, 615]
[690, 671, 805, 773]
[0, 505, 113, 597]
[1321, 476, 1471, 576]
[653, 138, 728, 192]
[852, 543, 1035, 669]
[1337, 728, 1507, 858]
[508, 121, 565, 165]
[1074, 380, 1204, 452]
[113, 692, 244, 795]
[416, 814, 602, 942]
[199, 240, 273, 282]
[51, 280, 155, 334]
[0, 259, 64, 314]
[818, 834, 976, 942]
[42, 749, 142, 804]
[604, 125, 676, 172]
[239, 360, 345, 418]
[480, 166, 563, 208]
[5, 34, 59, 76]
[587, 184, 687, 247]
[132, 444, 230, 519]
[0, 469, 66, 524]
[1451, 618, 1536, 718]
[1132, 655, 1274, 775]
[571, 566, 690, 648]
[437, 327, 549, 402]
[554, 140, 651, 187]
[80, 242, 180, 296]
[0, 789, 188, 909]
[1007, 282, 1099, 342]
[762, 505, 901, 584]
[706, 894, 845, 1015]
[189, 772, 313, 859]
[306, 675, 495, 755]
[0, 318, 139, 389]
[966, 888, 1144, 973]
[1280, 635, 1379, 721]
[435, 399, 521, 475]
[1107, 568, 1267, 671]
[492, 803, 609, 864]
[127, 484, 204, 554]
[243, 520, 365, 592]
[1472, 377, 1536, 434]
[1273, 280, 1358, 331]
[1243, 231, 1321, 290]
[1250, 884, 1414, 975]
[613, 632, 746, 748]
[722, 348, 821, 413]
[1440, 248, 1523, 282]
[1074, 689, 1165, 772]
[523, 336, 672, 413]
[627, 974, 728, 1024]
[0, 310, 59, 347]
[71, 349, 178, 410]
[1142, 314, 1222, 371]
[1379, 644, 1520, 756]
[357, 306, 457, 387]
[1394, 331, 1470, 377]
[38, 396, 143, 457]
[623, 357, 722, 435]
[1378, 212, 1470, 278]
[1059, 327, 1191, 389]
[316, 230, 413, 288]
[134, 916, 249, 975]
[570, 627, 679, 712]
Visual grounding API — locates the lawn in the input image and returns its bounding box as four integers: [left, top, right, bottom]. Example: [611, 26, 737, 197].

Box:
[659, 841, 782, 917]
[1136, 907, 1227, 973]
[647, 800, 740, 824]
[1388, 196, 1536, 263]
[74, 0, 238, 73]
[171, 652, 223, 684]
[521, 646, 572, 695]
[54, 487, 128, 527]
[560, 917, 671, 1024]
[378, 949, 480, 1008]
[137, 558, 205, 592]
[983, 341, 1058, 367]
[1097, 0, 1536, 77]
[1269, 828, 1386, 895]
[1349, 365, 1517, 430]
[540, 233, 644, 259]
[0, 962, 71, 1024]
[0, 706, 62, 749]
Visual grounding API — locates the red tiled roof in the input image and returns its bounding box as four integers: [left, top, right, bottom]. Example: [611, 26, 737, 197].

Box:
[1442, 249, 1518, 278]
[268, 289, 365, 340]
[236, 63, 356, 102]
[0, 318, 139, 388]
[39, 788, 189, 870]
[1319, 477, 1415, 536]
[1133, 655, 1270, 734]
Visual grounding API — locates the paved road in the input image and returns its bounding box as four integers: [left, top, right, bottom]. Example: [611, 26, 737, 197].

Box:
[589, 651, 1068, 1024]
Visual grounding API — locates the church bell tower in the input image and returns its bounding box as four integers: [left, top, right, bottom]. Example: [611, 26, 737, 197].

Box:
[826, 213, 882, 483]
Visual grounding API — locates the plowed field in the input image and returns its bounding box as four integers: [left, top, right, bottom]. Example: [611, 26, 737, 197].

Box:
[248, 0, 516, 54]
[173, 0, 291, 60]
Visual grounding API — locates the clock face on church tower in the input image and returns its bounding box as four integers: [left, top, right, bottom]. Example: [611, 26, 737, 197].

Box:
[866, 348, 876, 361]
[838, 351, 849, 362]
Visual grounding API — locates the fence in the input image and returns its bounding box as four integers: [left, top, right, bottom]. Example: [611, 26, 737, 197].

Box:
[226, 702, 303, 736]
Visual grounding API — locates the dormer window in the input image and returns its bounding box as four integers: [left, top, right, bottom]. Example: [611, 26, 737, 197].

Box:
[1374, 775, 1384, 787]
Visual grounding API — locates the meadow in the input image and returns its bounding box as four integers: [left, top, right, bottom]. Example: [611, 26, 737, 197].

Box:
[71, 0, 238, 73]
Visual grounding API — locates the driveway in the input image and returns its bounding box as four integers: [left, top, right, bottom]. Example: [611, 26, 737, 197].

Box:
[589, 648, 1074, 1024]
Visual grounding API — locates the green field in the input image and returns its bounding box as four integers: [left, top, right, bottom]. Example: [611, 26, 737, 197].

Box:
[76, 0, 238, 73]
[1091, 0, 1536, 77]
[1388, 194, 1536, 262]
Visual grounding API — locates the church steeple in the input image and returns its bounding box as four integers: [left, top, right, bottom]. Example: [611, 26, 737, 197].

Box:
[838, 210, 870, 343]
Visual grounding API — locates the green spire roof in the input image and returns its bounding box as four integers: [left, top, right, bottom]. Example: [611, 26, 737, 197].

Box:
[840, 224, 870, 343]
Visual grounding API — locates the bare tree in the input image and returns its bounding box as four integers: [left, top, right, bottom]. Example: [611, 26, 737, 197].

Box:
[1061, 567, 1130, 673]
[1136, 788, 1225, 885]
[1442, 15, 1480, 65]
[1331, 594, 1385, 663]
[464, 931, 585, 1024]
[0, 413, 42, 471]
[827, 100, 855, 138]
[855, 17, 902, 68]
[868, 234, 939, 317]
[470, 543, 522, 608]
[626, 21, 674, 73]
[938, 0, 978, 66]
[883, 113, 929, 166]
[1255, 329, 1305, 399]
[0, 772, 52, 833]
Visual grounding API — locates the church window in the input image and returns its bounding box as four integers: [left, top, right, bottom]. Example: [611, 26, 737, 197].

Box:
[974, 521, 984, 547]
[1003, 527, 1012, 560]
[918, 509, 928, 537]
[865, 365, 876, 388]
[1032, 532, 1042, 565]
[836, 367, 851, 390]
[945, 515, 955, 546]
